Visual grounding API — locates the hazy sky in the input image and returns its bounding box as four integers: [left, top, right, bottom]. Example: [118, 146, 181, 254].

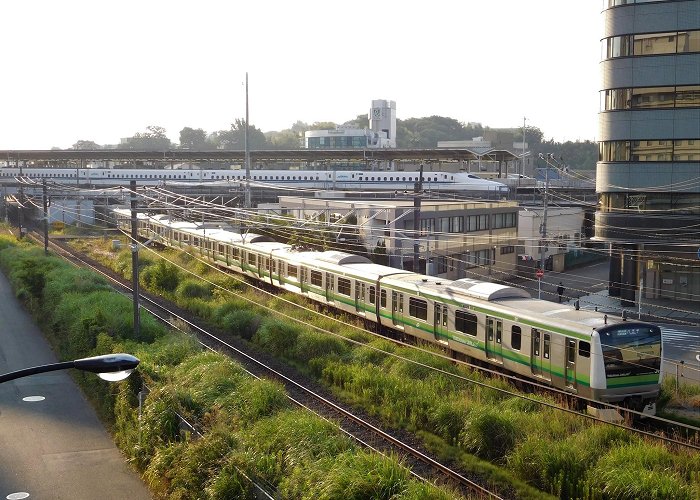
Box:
[2, 1, 601, 150]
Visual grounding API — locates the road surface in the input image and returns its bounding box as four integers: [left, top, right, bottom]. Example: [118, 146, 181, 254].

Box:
[0, 271, 151, 500]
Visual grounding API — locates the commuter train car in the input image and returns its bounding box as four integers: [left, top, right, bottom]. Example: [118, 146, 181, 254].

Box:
[0, 167, 508, 194]
[114, 209, 662, 414]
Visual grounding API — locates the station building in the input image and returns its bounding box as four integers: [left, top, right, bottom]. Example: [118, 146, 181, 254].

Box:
[262, 196, 519, 281]
[305, 99, 397, 149]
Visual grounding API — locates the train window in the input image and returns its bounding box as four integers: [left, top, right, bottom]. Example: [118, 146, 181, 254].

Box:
[232, 247, 240, 259]
[567, 339, 576, 363]
[248, 253, 256, 266]
[511, 326, 522, 350]
[578, 341, 590, 358]
[337, 278, 351, 296]
[380, 289, 387, 308]
[287, 264, 298, 279]
[369, 286, 376, 304]
[408, 297, 427, 320]
[543, 334, 551, 359]
[455, 310, 478, 336]
[311, 270, 323, 287]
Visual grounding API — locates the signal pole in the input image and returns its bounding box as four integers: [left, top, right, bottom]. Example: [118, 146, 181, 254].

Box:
[43, 180, 49, 255]
[244, 72, 251, 210]
[538, 154, 551, 298]
[130, 181, 140, 337]
[413, 164, 424, 273]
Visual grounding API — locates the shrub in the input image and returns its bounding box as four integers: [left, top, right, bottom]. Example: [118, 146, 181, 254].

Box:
[458, 405, 521, 462]
[293, 329, 349, 365]
[176, 278, 212, 299]
[253, 319, 302, 358]
[141, 259, 181, 294]
[586, 442, 694, 500]
[219, 309, 260, 340]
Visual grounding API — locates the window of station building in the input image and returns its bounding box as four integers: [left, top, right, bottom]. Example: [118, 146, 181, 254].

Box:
[409, 297, 428, 320]
[678, 30, 700, 53]
[420, 218, 435, 236]
[501, 245, 515, 255]
[311, 270, 323, 287]
[677, 86, 700, 108]
[511, 326, 522, 350]
[632, 140, 673, 161]
[466, 214, 488, 232]
[603, 30, 700, 60]
[450, 216, 464, 232]
[492, 212, 516, 229]
[455, 310, 478, 336]
[673, 140, 700, 161]
[337, 277, 351, 296]
[436, 256, 448, 274]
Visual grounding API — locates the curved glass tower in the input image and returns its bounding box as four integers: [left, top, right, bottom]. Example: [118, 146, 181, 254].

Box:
[597, 0, 700, 305]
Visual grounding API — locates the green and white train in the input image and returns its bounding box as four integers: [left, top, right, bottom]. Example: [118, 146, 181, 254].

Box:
[115, 209, 662, 414]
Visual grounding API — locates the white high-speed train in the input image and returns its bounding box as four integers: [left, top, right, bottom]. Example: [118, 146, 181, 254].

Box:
[0, 167, 508, 194]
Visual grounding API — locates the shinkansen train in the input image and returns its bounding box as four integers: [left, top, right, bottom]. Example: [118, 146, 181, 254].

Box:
[0, 167, 508, 194]
[114, 209, 662, 414]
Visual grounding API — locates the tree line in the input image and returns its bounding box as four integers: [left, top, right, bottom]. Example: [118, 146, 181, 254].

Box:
[72, 115, 597, 170]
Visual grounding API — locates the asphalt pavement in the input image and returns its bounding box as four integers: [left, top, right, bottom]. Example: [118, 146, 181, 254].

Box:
[0, 272, 151, 499]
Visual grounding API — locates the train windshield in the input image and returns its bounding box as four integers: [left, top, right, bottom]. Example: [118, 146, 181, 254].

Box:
[598, 324, 661, 378]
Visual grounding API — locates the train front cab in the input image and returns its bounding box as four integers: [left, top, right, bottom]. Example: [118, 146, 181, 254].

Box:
[589, 323, 661, 413]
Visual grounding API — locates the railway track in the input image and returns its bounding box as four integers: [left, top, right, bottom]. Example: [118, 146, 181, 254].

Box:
[43, 234, 506, 499]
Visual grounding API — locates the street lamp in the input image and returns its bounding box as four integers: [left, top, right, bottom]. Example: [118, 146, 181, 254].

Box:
[0, 353, 140, 384]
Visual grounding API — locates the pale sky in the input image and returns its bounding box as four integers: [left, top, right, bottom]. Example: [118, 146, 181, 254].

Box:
[1, 1, 602, 150]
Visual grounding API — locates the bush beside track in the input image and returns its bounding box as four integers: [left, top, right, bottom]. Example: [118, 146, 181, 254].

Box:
[0, 231, 465, 500]
[65, 234, 700, 500]
[0, 229, 700, 498]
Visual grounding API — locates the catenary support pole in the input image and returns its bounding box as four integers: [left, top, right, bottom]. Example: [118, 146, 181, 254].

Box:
[130, 180, 140, 337]
[43, 179, 49, 255]
[413, 164, 424, 273]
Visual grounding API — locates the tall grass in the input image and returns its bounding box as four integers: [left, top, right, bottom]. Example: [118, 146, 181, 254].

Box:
[65, 234, 700, 499]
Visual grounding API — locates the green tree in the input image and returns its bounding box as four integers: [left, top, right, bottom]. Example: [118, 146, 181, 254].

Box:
[72, 140, 101, 150]
[265, 129, 302, 149]
[309, 121, 337, 130]
[209, 119, 267, 150]
[122, 125, 172, 150]
[179, 127, 208, 150]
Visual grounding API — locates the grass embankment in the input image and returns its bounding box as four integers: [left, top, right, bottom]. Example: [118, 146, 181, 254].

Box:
[69, 235, 700, 500]
[0, 231, 463, 499]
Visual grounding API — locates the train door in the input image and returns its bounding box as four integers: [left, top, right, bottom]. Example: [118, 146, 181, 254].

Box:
[433, 303, 448, 342]
[565, 338, 577, 390]
[325, 273, 334, 304]
[531, 329, 551, 380]
[391, 291, 404, 326]
[485, 317, 503, 362]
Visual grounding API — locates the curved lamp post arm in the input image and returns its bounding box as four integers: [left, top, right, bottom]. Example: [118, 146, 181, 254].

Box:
[0, 354, 140, 384]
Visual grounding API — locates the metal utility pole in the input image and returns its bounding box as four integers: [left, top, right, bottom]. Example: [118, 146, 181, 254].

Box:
[413, 164, 424, 273]
[18, 160, 24, 238]
[538, 154, 550, 298]
[42, 180, 49, 255]
[244, 72, 251, 210]
[522, 117, 527, 178]
[129, 181, 141, 338]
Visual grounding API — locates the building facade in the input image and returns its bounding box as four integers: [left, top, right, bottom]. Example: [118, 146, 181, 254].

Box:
[597, 0, 700, 304]
[305, 99, 397, 149]
[267, 196, 519, 281]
